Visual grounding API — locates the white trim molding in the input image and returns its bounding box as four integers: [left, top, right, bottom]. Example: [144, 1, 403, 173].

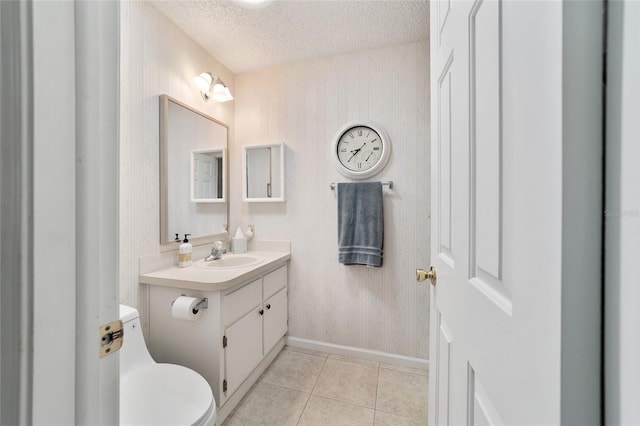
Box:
[286, 336, 429, 371]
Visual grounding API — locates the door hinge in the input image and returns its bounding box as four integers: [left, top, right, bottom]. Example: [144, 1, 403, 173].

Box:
[100, 320, 124, 358]
[223, 379, 228, 393]
[223, 335, 228, 348]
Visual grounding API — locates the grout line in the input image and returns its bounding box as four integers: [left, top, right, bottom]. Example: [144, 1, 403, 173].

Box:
[293, 390, 312, 426]
[309, 355, 328, 396]
[374, 408, 428, 424]
[306, 357, 380, 411]
[296, 355, 329, 425]
[303, 393, 377, 411]
[260, 378, 315, 395]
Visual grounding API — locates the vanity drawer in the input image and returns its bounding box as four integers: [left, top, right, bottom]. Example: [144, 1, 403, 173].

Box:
[263, 265, 287, 300]
[223, 278, 262, 326]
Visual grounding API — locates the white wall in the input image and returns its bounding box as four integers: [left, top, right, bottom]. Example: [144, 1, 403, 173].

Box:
[119, 2, 431, 359]
[232, 41, 431, 358]
[119, 2, 234, 309]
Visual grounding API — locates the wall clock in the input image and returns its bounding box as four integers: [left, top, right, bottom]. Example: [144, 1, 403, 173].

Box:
[331, 122, 391, 179]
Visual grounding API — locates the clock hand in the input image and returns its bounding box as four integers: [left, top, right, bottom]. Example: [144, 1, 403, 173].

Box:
[365, 152, 373, 162]
[348, 143, 366, 162]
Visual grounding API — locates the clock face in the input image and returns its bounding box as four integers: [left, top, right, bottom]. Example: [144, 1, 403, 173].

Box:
[335, 125, 388, 177]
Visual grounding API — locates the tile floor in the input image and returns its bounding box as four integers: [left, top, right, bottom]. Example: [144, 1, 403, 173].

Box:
[223, 346, 428, 426]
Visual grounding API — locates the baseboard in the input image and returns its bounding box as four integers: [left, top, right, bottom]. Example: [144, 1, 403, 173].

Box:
[286, 336, 429, 371]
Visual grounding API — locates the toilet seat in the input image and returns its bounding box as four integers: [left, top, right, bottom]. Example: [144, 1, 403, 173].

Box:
[120, 363, 215, 426]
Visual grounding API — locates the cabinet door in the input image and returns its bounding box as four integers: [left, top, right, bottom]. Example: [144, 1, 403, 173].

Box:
[263, 287, 288, 355]
[224, 306, 263, 397]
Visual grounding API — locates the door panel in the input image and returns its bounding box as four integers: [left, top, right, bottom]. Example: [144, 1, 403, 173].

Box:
[437, 53, 454, 266]
[429, 1, 580, 424]
[433, 312, 453, 426]
[470, 0, 502, 282]
[468, 366, 505, 426]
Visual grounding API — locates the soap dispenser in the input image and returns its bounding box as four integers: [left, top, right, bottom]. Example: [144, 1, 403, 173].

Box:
[178, 234, 192, 268]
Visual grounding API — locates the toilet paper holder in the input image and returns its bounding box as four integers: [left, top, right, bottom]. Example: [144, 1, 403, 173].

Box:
[172, 295, 208, 313]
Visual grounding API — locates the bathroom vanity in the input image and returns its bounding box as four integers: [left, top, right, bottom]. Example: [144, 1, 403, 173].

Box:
[139, 241, 290, 424]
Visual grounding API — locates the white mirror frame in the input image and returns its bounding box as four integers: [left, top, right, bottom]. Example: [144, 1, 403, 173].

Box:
[242, 143, 286, 202]
[190, 148, 226, 203]
[159, 94, 229, 252]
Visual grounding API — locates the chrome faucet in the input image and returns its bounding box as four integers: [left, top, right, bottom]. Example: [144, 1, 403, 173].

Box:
[205, 240, 227, 262]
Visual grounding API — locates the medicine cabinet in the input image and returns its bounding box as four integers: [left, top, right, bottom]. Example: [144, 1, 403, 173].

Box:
[242, 143, 285, 202]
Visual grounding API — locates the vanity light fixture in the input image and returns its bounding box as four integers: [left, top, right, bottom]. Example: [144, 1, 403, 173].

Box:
[194, 72, 234, 102]
[231, 0, 274, 9]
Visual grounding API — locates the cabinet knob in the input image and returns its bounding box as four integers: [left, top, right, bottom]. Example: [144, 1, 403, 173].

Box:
[259, 309, 264, 316]
[266, 304, 271, 310]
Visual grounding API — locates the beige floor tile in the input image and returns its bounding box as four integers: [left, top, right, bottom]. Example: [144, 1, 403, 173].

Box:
[328, 353, 380, 367]
[374, 411, 428, 425]
[376, 368, 429, 420]
[223, 381, 309, 426]
[379, 363, 429, 377]
[260, 349, 326, 392]
[284, 345, 329, 358]
[312, 358, 379, 408]
[298, 395, 375, 426]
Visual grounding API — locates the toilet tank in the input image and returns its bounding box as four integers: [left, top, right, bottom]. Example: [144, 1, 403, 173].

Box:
[119, 304, 155, 377]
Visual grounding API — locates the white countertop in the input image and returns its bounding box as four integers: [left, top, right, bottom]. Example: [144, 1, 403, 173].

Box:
[138, 240, 291, 292]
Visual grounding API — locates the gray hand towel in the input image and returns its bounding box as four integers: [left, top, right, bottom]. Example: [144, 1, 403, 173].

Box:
[337, 182, 384, 267]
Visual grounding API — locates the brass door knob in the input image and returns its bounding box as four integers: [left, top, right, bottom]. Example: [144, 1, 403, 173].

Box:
[416, 266, 437, 286]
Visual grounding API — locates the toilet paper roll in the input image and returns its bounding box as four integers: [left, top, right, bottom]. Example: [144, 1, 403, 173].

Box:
[171, 296, 203, 321]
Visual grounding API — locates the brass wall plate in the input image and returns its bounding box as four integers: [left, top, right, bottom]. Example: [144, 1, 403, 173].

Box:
[100, 320, 124, 358]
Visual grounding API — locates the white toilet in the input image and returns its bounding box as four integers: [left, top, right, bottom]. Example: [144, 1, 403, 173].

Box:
[119, 304, 217, 426]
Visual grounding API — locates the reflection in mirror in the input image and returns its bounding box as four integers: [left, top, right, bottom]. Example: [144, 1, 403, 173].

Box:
[191, 149, 225, 202]
[160, 95, 229, 250]
[242, 143, 285, 202]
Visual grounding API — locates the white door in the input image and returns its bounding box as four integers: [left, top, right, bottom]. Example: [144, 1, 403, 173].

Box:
[604, 0, 640, 423]
[428, 1, 602, 424]
[0, 1, 119, 423]
[194, 152, 221, 199]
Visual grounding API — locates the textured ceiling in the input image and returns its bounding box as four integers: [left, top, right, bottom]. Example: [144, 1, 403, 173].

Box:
[151, 0, 430, 74]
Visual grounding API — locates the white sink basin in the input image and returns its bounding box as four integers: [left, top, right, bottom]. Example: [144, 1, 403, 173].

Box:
[194, 255, 264, 269]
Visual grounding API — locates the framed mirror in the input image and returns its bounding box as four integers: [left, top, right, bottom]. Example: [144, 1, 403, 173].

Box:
[191, 149, 226, 202]
[242, 143, 285, 202]
[160, 95, 229, 250]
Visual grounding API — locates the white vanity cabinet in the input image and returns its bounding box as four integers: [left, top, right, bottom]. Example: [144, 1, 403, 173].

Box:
[221, 266, 288, 397]
[147, 262, 288, 424]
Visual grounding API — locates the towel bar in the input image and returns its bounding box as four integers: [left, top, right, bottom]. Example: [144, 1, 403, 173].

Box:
[330, 181, 393, 190]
